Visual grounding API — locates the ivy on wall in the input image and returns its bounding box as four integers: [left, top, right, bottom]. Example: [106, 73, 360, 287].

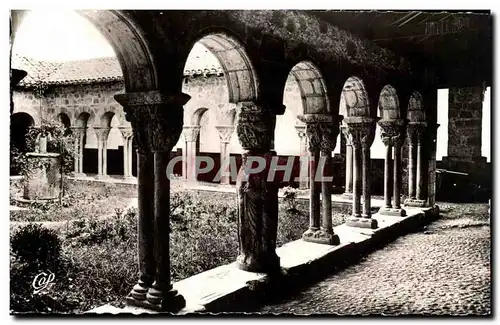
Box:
[11, 119, 76, 181]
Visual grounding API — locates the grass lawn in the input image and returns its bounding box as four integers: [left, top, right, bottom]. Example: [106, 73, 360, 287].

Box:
[10, 180, 136, 223]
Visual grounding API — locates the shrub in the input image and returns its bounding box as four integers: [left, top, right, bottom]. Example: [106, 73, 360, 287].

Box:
[11, 224, 61, 268]
[282, 186, 299, 212]
[64, 207, 137, 246]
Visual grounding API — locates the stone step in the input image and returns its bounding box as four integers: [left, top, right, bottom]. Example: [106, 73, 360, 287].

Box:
[87, 205, 439, 315]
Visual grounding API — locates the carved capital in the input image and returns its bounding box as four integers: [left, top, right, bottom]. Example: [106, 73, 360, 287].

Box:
[93, 127, 111, 141]
[295, 125, 306, 139]
[114, 91, 191, 152]
[148, 104, 184, 152]
[297, 114, 342, 154]
[236, 101, 274, 151]
[183, 126, 200, 142]
[378, 119, 406, 147]
[343, 116, 377, 149]
[215, 125, 235, 143]
[407, 121, 427, 145]
[341, 125, 353, 146]
[70, 126, 86, 138]
[118, 126, 134, 140]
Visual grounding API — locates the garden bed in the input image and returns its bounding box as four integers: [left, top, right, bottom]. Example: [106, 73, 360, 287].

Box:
[10, 182, 351, 314]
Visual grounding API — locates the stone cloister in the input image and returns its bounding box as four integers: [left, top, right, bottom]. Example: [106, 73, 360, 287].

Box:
[10, 10, 491, 312]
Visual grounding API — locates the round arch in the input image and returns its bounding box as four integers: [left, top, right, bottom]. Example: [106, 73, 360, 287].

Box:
[100, 111, 116, 128]
[288, 60, 329, 115]
[341, 76, 370, 117]
[76, 112, 93, 128]
[11, 112, 35, 153]
[12, 105, 41, 126]
[378, 85, 401, 120]
[77, 10, 157, 92]
[407, 91, 426, 122]
[57, 112, 71, 128]
[183, 30, 259, 103]
[189, 107, 209, 126]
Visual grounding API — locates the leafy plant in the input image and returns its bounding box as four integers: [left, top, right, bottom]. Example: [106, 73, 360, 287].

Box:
[282, 186, 299, 213]
[10, 118, 76, 182]
[10, 224, 61, 268]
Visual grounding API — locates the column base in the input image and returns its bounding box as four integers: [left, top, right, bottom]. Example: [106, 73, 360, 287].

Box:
[404, 199, 427, 207]
[302, 228, 340, 245]
[95, 174, 111, 181]
[298, 184, 310, 190]
[236, 252, 281, 274]
[346, 216, 378, 229]
[379, 207, 407, 217]
[126, 285, 186, 312]
[342, 192, 353, 199]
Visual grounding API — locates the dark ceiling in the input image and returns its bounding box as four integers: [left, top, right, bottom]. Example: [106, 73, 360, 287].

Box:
[311, 10, 492, 88]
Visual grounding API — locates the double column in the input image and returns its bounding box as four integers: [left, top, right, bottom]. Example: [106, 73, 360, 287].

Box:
[70, 126, 86, 177]
[114, 90, 190, 312]
[344, 116, 378, 229]
[404, 121, 428, 207]
[215, 125, 234, 185]
[297, 114, 342, 245]
[93, 126, 111, 180]
[182, 126, 200, 182]
[235, 101, 283, 273]
[295, 125, 309, 190]
[341, 125, 354, 198]
[118, 126, 135, 180]
[378, 119, 406, 216]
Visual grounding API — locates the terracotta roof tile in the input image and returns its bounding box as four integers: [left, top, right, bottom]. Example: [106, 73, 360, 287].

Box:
[12, 44, 223, 87]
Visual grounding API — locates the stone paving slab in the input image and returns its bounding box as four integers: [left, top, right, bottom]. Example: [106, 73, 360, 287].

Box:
[88, 205, 437, 315]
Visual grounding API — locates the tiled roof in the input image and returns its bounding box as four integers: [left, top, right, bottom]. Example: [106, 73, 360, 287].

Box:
[12, 44, 224, 87]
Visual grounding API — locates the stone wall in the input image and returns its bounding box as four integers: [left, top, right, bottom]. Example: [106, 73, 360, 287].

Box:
[446, 86, 484, 161]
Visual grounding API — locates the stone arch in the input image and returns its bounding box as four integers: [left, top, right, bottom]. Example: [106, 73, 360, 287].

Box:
[288, 60, 329, 114]
[100, 111, 116, 128]
[57, 112, 71, 128]
[378, 85, 401, 120]
[77, 10, 157, 92]
[190, 107, 209, 126]
[12, 105, 41, 126]
[10, 112, 35, 153]
[407, 91, 426, 122]
[341, 76, 370, 117]
[184, 30, 259, 103]
[76, 111, 93, 128]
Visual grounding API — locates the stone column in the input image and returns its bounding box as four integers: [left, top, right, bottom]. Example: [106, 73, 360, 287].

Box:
[295, 125, 309, 190]
[235, 101, 282, 273]
[341, 126, 353, 198]
[94, 127, 111, 180]
[344, 116, 378, 229]
[378, 119, 406, 216]
[182, 126, 200, 182]
[405, 121, 427, 207]
[298, 114, 342, 245]
[115, 90, 190, 312]
[70, 126, 86, 177]
[427, 123, 440, 207]
[119, 126, 135, 180]
[393, 135, 404, 210]
[215, 125, 234, 185]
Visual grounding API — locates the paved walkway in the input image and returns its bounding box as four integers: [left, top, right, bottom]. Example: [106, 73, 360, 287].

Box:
[258, 204, 491, 316]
